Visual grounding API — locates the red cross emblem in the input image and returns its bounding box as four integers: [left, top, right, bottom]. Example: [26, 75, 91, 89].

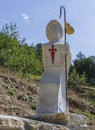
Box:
[49, 45, 57, 64]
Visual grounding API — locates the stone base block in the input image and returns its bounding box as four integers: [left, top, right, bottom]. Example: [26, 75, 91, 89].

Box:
[31, 113, 68, 125]
[30, 112, 89, 130]
[0, 113, 89, 130]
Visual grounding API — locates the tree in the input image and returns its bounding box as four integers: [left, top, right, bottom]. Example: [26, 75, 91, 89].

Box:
[73, 52, 95, 81]
[0, 23, 43, 76]
[2, 23, 19, 40]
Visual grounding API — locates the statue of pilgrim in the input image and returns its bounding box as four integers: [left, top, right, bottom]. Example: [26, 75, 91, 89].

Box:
[38, 20, 72, 114]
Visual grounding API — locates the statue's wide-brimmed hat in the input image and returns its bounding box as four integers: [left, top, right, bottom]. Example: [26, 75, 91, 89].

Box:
[46, 20, 63, 41]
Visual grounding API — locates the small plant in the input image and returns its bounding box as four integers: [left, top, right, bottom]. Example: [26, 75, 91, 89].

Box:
[85, 110, 93, 121]
[22, 94, 29, 102]
[8, 89, 16, 96]
[31, 102, 37, 110]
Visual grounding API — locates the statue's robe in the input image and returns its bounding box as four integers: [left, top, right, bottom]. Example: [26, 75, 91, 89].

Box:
[38, 41, 71, 114]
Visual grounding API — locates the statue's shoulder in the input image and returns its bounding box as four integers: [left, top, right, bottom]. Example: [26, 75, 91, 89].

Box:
[43, 40, 64, 46]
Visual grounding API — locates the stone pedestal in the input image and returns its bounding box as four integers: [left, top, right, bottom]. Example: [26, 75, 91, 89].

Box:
[38, 41, 71, 114]
[31, 112, 89, 130]
[0, 114, 89, 130]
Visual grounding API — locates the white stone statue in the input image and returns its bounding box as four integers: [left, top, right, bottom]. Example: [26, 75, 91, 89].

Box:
[38, 20, 72, 114]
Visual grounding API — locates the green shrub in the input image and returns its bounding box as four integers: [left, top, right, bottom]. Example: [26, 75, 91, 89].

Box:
[68, 68, 87, 89]
[31, 102, 37, 110]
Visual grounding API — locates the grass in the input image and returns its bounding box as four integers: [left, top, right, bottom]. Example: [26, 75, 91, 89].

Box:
[25, 74, 42, 81]
[85, 110, 94, 121]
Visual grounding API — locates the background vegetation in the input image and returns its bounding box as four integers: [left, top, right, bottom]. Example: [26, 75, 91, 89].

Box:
[0, 23, 43, 77]
[1, 23, 95, 85]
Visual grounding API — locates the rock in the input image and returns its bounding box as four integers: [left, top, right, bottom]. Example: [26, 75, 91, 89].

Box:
[0, 113, 89, 130]
[30, 113, 68, 125]
[0, 114, 70, 130]
[67, 113, 89, 126]
[67, 113, 89, 130]
[0, 117, 24, 130]
[30, 112, 89, 130]
[25, 122, 69, 130]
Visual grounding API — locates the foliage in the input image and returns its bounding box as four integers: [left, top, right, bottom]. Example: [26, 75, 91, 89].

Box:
[31, 102, 37, 110]
[1, 23, 95, 85]
[85, 110, 94, 122]
[8, 89, 16, 96]
[73, 52, 95, 84]
[0, 23, 43, 76]
[2, 23, 19, 39]
[68, 68, 87, 88]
